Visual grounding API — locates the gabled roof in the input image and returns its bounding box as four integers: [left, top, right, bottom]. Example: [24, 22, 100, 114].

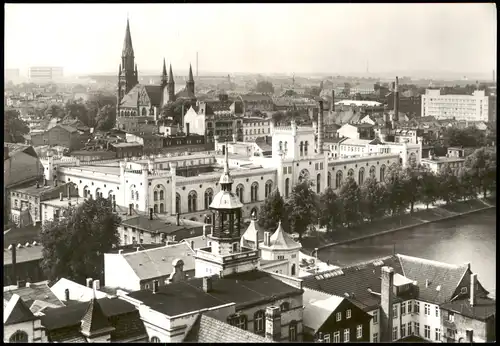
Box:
[303, 288, 344, 332]
[175, 87, 196, 100]
[4, 293, 37, 325]
[80, 297, 114, 336]
[264, 221, 301, 250]
[440, 296, 496, 321]
[120, 242, 196, 281]
[144, 85, 162, 106]
[241, 218, 264, 248]
[4, 281, 63, 308]
[50, 124, 78, 133]
[255, 137, 272, 152]
[4, 142, 38, 159]
[183, 314, 271, 343]
[50, 278, 108, 303]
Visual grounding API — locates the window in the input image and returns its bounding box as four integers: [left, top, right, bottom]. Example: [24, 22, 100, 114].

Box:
[435, 328, 441, 341]
[236, 184, 244, 203]
[323, 334, 330, 343]
[230, 315, 247, 331]
[356, 325, 362, 339]
[333, 331, 340, 343]
[401, 323, 406, 338]
[251, 182, 259, 202]
[392, 326, 398, 341]
[204, 188, 214, 210]
[414, 301, 420, 314]
[393, 304, 398, 319]
[460, 287, 467, 294]
[408, 322, 413, 335]
[346, 309, 351, 319]
[343, 328, 350, 343]
[9, 331, 28, 343]
[448, 311, 455, 322]
[188, 191, 197, 212]
[401, 301, 406, 315]
[435, 306, 439, 317]
[424, 304, 430, 315]
[372, 310, 378, 324]
[277, 255, 285, 260]
[424, 325, 430, 339]
[254, 311, 265, 333]
[154, 191, 158, 201]
[372, 333, 378, 343]
[280, 302, 290, 312]
[415, 322, 420, 336]
[289, 322, 297, 341]
[336, 312, 342, 321]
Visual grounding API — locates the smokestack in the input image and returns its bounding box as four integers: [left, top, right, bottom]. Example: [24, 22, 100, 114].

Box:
[393, 76, 399, 122]
[149, 208, 153, 220]
[203, 276, 212, 293]
[380, 266, 394, 342]
[318, 101, 324, 154]
[331, 90, 335, 112]
[64, 289, 70, 301]
[265, 306, 282, 341]
[86, 278, 93, 288]
[11, 244, 17, 285]
[59, 192, 63, 201]
[129, 204, 133, 216]
[176, 213, 180, 226]
[470, 273, 477, 306]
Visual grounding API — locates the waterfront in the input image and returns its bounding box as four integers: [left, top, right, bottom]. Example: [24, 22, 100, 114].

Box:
[318, 208, 497, 298]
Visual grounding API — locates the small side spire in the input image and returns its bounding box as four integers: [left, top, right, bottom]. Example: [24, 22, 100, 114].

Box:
[162, 58, 167, 76]
[188, 64, 194, 82]
[168, 64, 174, 83]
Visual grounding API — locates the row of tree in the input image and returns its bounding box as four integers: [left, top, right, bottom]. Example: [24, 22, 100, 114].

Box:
[259, 147, 496, 240]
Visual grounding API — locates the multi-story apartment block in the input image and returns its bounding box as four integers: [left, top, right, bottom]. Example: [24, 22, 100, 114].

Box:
[28, 66, 63, 82]
[421, 89, 489, 122]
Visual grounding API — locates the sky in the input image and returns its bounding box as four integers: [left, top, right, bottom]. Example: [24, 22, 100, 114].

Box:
[4, 3, 497, 77]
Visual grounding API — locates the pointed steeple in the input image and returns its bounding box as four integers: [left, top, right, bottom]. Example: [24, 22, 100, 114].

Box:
[122, 18, 134, 57]
[219, 141, 234, 189]
[168, 64, 174, 83]
[188, 64, 194, 82]
[162, 58, 167, 76]
[161, 58, 168, 88]
[80, 296, 114, 337]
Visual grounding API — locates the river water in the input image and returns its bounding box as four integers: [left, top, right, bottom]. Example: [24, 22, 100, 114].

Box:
[318, 208, 497, 298]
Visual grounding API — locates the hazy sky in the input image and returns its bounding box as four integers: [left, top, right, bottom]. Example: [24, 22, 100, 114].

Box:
[5, 3, 497, 76]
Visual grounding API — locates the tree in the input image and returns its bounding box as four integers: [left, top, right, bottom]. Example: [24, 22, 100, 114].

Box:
[465, 148, 496, 198]
[305, 86, 321, 97]
[44, 104, 65, 119]
[360, 177, 387, 222]
[255, 81, 274, 94]
[419, 169, 439, 209]
[318, 188, 342, 232]
[457, 167, 476, 201]
[338, 177, 362, 228]
[437, 164, 461, 204]
[96, 105, 116, 131]
[286, 180, 318, 240]
[64, 101, 88, 124]
[444, 127, 486, 148]
[4, 109, 29, 143]
[258, 189, 287, 233]
[402, 165, 424, 214]
[40, 197, 121, 284]
[384, 164, 409, 216]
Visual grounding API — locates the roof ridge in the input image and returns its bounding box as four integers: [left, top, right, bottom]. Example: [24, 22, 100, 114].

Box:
[123, 242, 187, 256]
[397, 254, 462, 270]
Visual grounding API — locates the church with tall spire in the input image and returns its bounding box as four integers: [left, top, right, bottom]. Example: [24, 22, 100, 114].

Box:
[116, 18, 197, 132]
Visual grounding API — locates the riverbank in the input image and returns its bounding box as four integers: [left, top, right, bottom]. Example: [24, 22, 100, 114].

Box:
[301, 197, 496, 254]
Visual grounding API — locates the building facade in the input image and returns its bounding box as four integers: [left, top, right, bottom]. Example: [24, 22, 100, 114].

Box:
[421, 89, 489, 122]
[28, 66, 63, 82]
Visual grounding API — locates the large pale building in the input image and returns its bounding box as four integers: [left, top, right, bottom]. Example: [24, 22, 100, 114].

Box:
[28, 66, 63, 82]
[421, 89, 489, 122]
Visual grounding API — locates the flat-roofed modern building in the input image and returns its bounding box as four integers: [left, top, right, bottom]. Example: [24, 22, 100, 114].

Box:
[28, 66, 64, 82]
[421, 89, 489, 122]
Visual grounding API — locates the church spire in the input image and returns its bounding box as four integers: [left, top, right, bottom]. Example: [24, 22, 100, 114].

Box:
[168, 64, 174, 83]
[161, 58, 168, 88]
[186, 63, 195, 96]
[188, 64, 194, 82]
[122, 18, 134, 57]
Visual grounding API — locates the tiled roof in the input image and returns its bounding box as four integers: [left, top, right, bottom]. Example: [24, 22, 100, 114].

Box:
[440, 297, 496, 321]
[254, 137, 272, 152]
[4, 293, 38, 325]
[241, 219, 264, 248]
[144, 85, 162, 106]
[80, 298, 113, 335]
[240, 94, 273, 102]
[119, 84, 140, 108]
[4, 282, 63, 308]
[397, 254, 468, 304]
[120, 215, 192, 234]
[303, 288, 344, 332]
[4, 244, 43, 265]
[175, 87, 196, 99]
[127, 270, 303, 316]
[50, 278, 108, 303]
[48, 327, 87, 343]
[41, 297, 147, 342]
[51, 124, 78, 133]
[121, 243, 196, 281]
[183, 235, 209, 251]
[4, 224, 41, 248]
[183, 314, 271, 343]
[5, 142, 37, 158]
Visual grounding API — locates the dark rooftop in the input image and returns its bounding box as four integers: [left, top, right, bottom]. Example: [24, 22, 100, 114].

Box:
[4, 224, 41, 248]
[12, 182, 67, 197]
[4, 282, 63, 308]
[440, 297, 496, 321]
[127, 270, 303, 316]
[121, 215, 197, 234]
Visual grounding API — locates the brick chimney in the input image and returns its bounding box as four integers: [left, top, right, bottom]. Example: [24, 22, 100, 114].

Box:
[331, 90, 335, 112]
[86, 278, 93, 288]
[470, 273, 477, 306]
[318, 100, 324, 154]
[263, 232, 271, 246]
[380, 266, 394, 342]
[92, 280, 100, 291]
[203, 276, 212, 293]
[65, 288, 70, 301]
[265, 306, 281, 341]
[176, 213, 180, 226]
[393, 76, 399, 123]
[59, 192, 63, 201]
[128, 204, 133, 216]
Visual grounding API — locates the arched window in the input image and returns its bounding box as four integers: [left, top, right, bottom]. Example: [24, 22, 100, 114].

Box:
[142, 108, 147, 116]
[316, 173, 321, 193]
[154, 204, 158, 213]
[284, 141, 288, 151]
[358, 167, 365, 185]
[348, 169, 354, 178]
[289, 321, 298, 342]
[159, 190, 164, 200]
[380, 164, 386, 182]
[131, 189, 135, 200]
[254, 311, 265, 333]
[135, 191, 139, 200]
[154, 191, 158, 201]
[280, 302, 290, 312]
[285, 178, 290, 198]
[251, 182, 259, 202]
[160, 203, 164, 213]
[279, 141, 283, 151]
[150, 336, 161, 343]
[305, 141, 309, 156]
[188, 191, 197, 212]
[9, 331, 28, 343]
[265, 180, 273, 198]
[291, 263, 296, 276]
[327, 172, 332, 188]
[83, 186, 89, 198]
[300, 141, 304, 156]
[369, 165, 376, 178]
[176, 193, 181, 214]
[204, 188, 214, 210]
[336, 170, 343, 189]
[236, 184, 244, 203]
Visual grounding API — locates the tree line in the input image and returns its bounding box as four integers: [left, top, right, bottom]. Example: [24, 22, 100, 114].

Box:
[259, 147, 496, 240]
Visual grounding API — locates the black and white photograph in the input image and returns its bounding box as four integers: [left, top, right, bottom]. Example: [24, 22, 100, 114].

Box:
[3, 3, 496, 343]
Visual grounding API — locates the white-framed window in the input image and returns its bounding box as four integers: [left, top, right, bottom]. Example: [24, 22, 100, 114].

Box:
[424, 304, 430, 315]
[336, 312, 341, 321]
[372, 310, 378, 324]
[408, 322, 413, 335]
[392, 326, 398, 340]
[333, 331, 340, 343]
[407, 300, 413, 313]
[424, 325, 430, 339]
[448, 311, 455, 322]
[289, 322, 297, 342]
[401, 323, 406, 338]
[356, 325, 362, 339]
[393, 304, 398, 319]
[401, 301, 406, 315]
[414, 301, 420, 314]
[254, 310, 265, 333]
[435, 328, 441, 341]
[323, 333, 330, 343]
[435, 306, 439, 317]
[372, 333, 378, 343]
[346, 309, 351, 319]
[415, 322, 420, 336]
[343, 328, 350, 343]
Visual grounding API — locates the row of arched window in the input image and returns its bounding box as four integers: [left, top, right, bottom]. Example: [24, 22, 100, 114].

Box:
[119, 110, 137, 117]
[299, 141, 310, 156]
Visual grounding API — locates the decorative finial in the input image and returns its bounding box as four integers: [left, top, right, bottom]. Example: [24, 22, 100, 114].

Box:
[251, 210, 257, 220]
[223, 141, 229, 174]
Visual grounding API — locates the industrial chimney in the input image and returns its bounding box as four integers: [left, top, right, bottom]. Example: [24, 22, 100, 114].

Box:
[149, 208, 153, 221]
[393, 76, 399, 123]
[331, 90, 335, 112]
[318, 100, 324, 154]
[380, 266, 394, 342]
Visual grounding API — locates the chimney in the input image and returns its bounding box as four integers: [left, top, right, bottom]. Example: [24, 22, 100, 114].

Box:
[59, 192, 63, 201]
[86, 278, 93, 287]
[43, 177, 47, 186]
[263, 232, 271, 246]
[203, 224, 208, 237]
[54, 179, 58, 187]
[149, 208, 153, 220]
[153, 280, 159, 294]
[203, 276, 212, 293]
[470, 273, 477, 306]
[318, 100, 324, 154]
[17, 279, 26, 289]
[64, 288, 70, 301]
[136, 247, 140, 252]
[393, 76, 399, 122]
[129, 204, 133, 216]
[176, 213, 180, 226]
[36, 182, 40, 189]
[331, 90, 335, 112]
[380, 266, 394, 342]
[92, 280, 100, 291]
[265, 306, 282, 341]
[425, 279, 429, 288]
[11, 244, 17, 285]
[232, 133, 237, 143]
